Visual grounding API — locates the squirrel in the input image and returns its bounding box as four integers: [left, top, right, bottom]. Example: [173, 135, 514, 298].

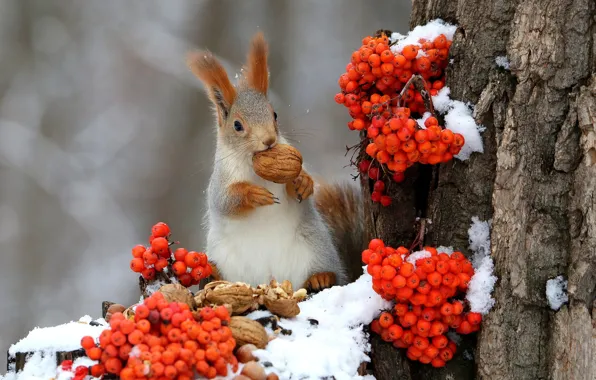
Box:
[187, 32, 364, 291]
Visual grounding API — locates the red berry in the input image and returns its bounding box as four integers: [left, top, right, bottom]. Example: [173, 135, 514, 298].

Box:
[151, 222, 170, 238]
[371, 191, 382, 203]
[130, 258, 145, 273]
[172, 261, 187, 276]
[380, 195, 392, 206]
[359, 160, 371, 173]
[368, 167, 380, 180]
[174, 248, 188, 262]
[131, 245, 146, 258]
[141, 267, 156, 280]
[373, 180, 386, 193]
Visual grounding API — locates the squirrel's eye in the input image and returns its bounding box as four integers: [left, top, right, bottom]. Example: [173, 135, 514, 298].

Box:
[273, 112, 278, 121]
[233, 120, 244, 132]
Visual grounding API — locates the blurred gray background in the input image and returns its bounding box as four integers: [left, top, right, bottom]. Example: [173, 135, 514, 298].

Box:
[0, 0, 410, 370]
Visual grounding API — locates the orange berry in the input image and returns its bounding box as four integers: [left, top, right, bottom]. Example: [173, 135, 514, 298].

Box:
[379, 312, 394, 328]
[467, 312, 483, 325]
[417, 281, 431, 295]
[439, 347, 454, 361]
[453, 133, 465, 147]
[426, 272, 442, 287]
[413, 335, 429, 350]
[388, 324, 404, 340]
[424, 345, 440, 359]
[402, 312, 418, 328]
[104, 357, 122, 374]
[431, 357, 446, 367]
[368, 53, 381, 67]
[457, 320, 473, 334]
[132, 245, 146, 258]
[394, 303, 409, 317]
[381, 265, 397, 280]
[81, 336, 95, 350]
[396, 286, 414, 302]
[399, 262, 415, 277]
[442, 273, 456, 287]
[402, 45, 419, 60]
[172, 261, 187, 276]
[433, 34, 448, 49]
[127, 330, 144, 345]
[435, 261, 449, 274]
[429, 321, 445, 337]
[406, 273, 420, 288]
[86, 347, 102, 360]
[130, 258, 145, 273]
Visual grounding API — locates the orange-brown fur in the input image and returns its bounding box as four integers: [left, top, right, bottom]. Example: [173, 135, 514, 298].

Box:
[227, 181, 278, 216]
[315, 182, 365, 282]
[285, 169, 314, 202]
[304, 272, 337, 290]
[187, 51, 237, 126]
[243, 32, 269, 95]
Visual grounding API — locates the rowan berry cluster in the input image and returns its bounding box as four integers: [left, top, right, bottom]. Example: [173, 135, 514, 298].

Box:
[363, 238, 482, 367]
[336, 33, 465, 206]
[76, 292, 237, 379]
[129, 222, 212, 287]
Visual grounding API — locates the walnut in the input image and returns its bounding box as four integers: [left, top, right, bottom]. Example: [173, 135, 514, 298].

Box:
[228, 316, 269, 349]
[252, 144, 302, 184]
[199, 281, 258, 315]
[158, 284, 196, 309]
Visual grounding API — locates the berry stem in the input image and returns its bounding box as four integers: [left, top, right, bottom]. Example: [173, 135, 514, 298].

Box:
[409, 218, 427, 251]
[397, 75, 435, 116]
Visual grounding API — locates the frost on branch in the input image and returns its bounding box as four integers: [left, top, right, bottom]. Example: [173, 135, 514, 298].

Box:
[465, 217, 497, 315]
[546, 275, 568, 311]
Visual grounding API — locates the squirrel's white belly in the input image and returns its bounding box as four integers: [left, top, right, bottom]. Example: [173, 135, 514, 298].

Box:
[207, 182, 316, 287]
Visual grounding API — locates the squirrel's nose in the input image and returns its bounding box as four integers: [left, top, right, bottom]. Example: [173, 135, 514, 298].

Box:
[263, 137, 276, 149]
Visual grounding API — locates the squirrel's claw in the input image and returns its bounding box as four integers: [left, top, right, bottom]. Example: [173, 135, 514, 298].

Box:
[246, 185, 277, 207]
[292, 170, 314, 202]
[304, 272, 336, 292]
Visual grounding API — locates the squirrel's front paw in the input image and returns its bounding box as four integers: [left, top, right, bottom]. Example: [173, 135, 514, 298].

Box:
[304, 272, 336, 292]
[288, 170, 314, 202]
[245, 184, 279, 207]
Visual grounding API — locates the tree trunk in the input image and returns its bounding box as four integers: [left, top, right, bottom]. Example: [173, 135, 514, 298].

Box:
[366, 0, 596, 379]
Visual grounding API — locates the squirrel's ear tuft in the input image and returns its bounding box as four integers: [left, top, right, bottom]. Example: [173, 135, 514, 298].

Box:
[187, 50, 236, 124]
[244, 32, 269, 95]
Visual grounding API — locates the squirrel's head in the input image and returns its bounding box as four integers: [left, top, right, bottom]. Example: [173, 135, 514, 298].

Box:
[187, 32, 278, 154]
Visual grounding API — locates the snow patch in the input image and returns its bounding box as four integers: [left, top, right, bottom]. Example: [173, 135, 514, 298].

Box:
[495, 56, 510, 70]
[2, 316, 107, 380]
[8, 316, 107, 355]
[405, 250, 432, 268]
[546, 275, 568, 311]
[390, 19, 457, 54]
[250, 268, 391, 379]
[466, 217, 497, 314]
[436, 245, 454, 255]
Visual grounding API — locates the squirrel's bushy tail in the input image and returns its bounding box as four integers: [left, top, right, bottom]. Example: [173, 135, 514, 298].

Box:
[314, 181, 365, 283]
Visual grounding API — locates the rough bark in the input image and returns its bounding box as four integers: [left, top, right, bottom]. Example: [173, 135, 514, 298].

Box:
[366, 0, 596, 379]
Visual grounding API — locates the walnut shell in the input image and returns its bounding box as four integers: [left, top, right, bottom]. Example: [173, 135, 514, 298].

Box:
[158, 284, 196, 309]
[105, 304, 125, 322]
[229, 316, 269, 349]
[203, 281, 257, 314]
[252, 144, 302, 184]
[263, 297, 300, 318]
[241, 361, 267, 380]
